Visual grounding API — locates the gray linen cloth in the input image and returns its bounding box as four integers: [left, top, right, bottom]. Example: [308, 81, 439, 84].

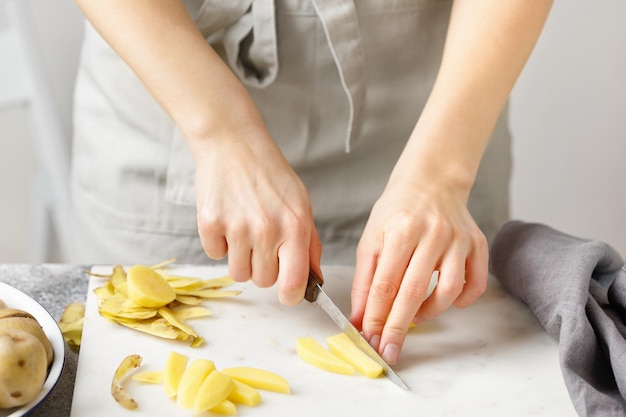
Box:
[489, 220, 626, 417]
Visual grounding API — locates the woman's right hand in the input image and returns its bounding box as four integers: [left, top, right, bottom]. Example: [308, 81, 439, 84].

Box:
[191, 122, 322, 306]
[74, 0, 322, 304]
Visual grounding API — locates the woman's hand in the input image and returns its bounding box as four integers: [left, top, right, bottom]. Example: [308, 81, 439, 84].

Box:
[349, 0, 553, 365]
[192, 123, 322, 306]
[350, 166, 487, 365]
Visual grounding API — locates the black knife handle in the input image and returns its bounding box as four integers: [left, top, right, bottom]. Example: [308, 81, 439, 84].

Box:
[305, 269, 323, 302]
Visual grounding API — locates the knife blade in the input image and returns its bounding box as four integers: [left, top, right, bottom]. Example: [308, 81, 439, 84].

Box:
[305, 269, 410, 390]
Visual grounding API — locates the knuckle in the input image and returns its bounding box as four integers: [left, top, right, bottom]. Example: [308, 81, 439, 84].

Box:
[371, 279, 400, 301]
[472, 274, 489, 295]
[197, 209, 222, 235]
[436, 279, 464, 299]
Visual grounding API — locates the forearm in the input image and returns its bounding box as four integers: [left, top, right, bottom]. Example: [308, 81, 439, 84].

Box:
[74, 0, 263, 148]
[392, 0, 553, 195]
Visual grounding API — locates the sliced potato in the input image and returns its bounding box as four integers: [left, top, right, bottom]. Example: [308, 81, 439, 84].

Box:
[131, 370, 163, 384]
[221, 367, 290, 394]
[326, 333, 383, 378]
[163, 351, 188, 398]
[194, 371, 235, 413]
[228, 379, 262, 407]
[126, 265, 176, 308]
[111, 354, 142, 410]
[176, 359, 216, 408]
[210, 399, 238, 415]
[296, 336, 355, 376]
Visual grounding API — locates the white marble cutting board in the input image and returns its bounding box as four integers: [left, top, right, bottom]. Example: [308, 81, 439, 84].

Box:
[71, 265, 576, 417]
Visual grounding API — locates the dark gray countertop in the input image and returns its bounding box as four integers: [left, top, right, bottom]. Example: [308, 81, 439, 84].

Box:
[0, 264, 89, 417]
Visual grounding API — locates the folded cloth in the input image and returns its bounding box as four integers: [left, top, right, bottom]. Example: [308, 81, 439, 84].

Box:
[489, 220, 626, 417]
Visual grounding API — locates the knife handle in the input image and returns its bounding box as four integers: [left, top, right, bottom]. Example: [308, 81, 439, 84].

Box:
[305, 269, 323, 303]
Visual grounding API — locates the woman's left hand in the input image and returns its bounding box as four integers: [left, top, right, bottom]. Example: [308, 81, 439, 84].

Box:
[349, 171, 488, 365]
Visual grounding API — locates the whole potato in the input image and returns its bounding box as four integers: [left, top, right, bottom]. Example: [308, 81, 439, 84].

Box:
[0, 309, 53, 366]
[0, 329, 48, 408]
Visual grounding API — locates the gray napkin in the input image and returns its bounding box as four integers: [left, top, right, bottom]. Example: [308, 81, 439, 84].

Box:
[489, 220, 626, 417]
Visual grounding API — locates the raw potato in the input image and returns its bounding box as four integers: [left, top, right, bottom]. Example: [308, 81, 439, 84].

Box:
[0, 299, 54, 409]
[296, 336, 355, 375]
[0, 308, 54, 365]
[209, 399, 237, 416]
[126, 265, 176, 308]
[221, 367, 291, 394]
[163, 351, 188, 398]
[326, 332, 383, 378]
[132, 370, 163, 384]
[128, 351, 287, 415]
[0, 329, 48, 408]
[194, 371, 235, 413]
[228, 379, 262, 407]
[176, 359, 215, 408]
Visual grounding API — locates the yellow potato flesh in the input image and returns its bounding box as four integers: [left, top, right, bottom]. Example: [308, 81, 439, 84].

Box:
[131, 370, 163, 384]
[193, 371, 235, 413]
[326, 332, 383, 378]
[126, 265, 176, 308]
[228, 379, 262, 407]
[163, 351, 188, 398]
[221, 367, 291, 394]
[176, 359, 215, 409]
[210, 399, 237, 415]
[296, 336, 355, 375]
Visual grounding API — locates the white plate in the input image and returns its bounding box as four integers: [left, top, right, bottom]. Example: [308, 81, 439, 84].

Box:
[0, 282, 65, 417]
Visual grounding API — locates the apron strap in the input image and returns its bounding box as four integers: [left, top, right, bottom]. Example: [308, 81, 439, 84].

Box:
[311, 0, 366, 153]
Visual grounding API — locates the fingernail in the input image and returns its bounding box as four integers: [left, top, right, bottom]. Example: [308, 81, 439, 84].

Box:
[382, 343, 400, 365]
[369, 334, 381, 351]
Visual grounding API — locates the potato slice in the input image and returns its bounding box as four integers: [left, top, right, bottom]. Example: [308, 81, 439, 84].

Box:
[296, 336, 355, 376]
[193, 371, 235, 413]
[228, 379, 262, 407]
[163, 351, 189, 398]
[111, 354, 142, 410]
[171, 306, 212, 321]
[131, 370, 163, 384]
[326, 333, 383, 378]
[221, 367, 290, 394]
[210, 399, 237, 415]
[126, 265, 176, 308]
[177, 359, 216, 408]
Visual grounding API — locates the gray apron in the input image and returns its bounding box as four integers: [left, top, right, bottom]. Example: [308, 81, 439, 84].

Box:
[70, 0, 511, 265]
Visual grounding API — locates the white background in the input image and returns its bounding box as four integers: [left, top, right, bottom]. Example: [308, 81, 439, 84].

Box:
[1, 0, 625, 263]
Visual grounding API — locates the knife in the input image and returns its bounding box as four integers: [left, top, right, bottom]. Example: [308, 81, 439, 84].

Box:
[305, 269, 410, 390]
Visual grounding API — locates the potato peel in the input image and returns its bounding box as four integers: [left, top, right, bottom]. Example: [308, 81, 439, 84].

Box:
[58, 302, 85, 348]
[111, 354, 142, 410]
[92, 260, 240, 346]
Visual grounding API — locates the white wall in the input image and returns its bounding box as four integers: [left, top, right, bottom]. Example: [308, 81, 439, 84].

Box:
[0, 0, 83, 263]
[0, 0, 624, 262]
[509, 0, 626, 257]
